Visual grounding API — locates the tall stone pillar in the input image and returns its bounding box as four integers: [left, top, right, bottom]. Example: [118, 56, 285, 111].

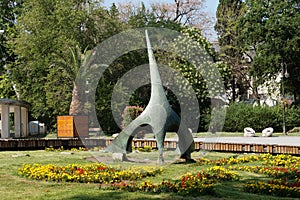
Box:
[14, 106, 21, 138]
[21, 107, 28, 137]
[1, 104, 10, 139]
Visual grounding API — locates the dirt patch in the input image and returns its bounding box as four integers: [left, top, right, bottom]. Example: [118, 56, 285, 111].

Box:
[85, 156, 155, 164]
[84, 150, 186, 165]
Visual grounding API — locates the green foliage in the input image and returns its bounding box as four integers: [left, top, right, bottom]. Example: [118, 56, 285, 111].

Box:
[223, 103, 280, 132]
[168, 26, 231, 103]
[6, 0, 89, 127]
[95, 50, 148, 134]
[95, 25, 231, 134]
[215, 0, 245, 59]
[206, 106, 227, 133]
[220, 103, 300, 132]
[238, 0, 300, 96]
[0, 73, 16, 98]
[132, 145, 152, 152]
[0, 0, 22, 71]
[121, 106, 144, 130]
[285, 106, 300, 130]
[4, 0, 231, 134]
[44, 146, 86, 152]
[6, 0, 124, 129]
[215, 0, 250, 102]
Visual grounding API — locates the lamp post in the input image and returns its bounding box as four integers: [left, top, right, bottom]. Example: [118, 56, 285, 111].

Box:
[0, 29, 5, 65]
[281, 62, 289, 135]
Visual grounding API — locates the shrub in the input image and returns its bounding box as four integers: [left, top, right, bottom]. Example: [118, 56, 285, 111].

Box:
[121, 106, 144, 130]
[132, 145, 153, 152]
[285, 106, 300, 131]
[216, 103, 300, 132]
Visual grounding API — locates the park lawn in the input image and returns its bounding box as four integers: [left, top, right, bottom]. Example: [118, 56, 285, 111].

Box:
[0, 150, 298, 200]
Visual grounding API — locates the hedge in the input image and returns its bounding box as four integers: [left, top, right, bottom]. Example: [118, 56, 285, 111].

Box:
[206, 103, 300, 132]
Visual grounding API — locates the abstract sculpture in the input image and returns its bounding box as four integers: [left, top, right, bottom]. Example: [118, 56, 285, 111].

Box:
[244, 127, 255, 137]
[106, 30, 195, 163]
[262, 127, 273, 137]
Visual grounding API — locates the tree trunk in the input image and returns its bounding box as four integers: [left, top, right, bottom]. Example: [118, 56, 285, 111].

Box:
[69, 82, 83, 115]
[231, 75, 236, 102]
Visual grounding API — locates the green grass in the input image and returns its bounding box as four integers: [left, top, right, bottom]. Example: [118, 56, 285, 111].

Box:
[0, 150, 298, 200]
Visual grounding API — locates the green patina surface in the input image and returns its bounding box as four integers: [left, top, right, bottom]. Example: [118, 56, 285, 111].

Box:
[106, 30, 194, 163]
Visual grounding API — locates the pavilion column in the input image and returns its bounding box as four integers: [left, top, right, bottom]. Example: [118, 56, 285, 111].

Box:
[14, 106, 21, 138]
[21, 107, 28, 137]
[1, 104, 10, 139]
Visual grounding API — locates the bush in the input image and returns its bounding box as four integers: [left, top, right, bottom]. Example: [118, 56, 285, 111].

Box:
[211, 103, 300, 132]
[223, 103, 280, 132]
[121, 106, 144, 129]
[285, 106, 300, 131]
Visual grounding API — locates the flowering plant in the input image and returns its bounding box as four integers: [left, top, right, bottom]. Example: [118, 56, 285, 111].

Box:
[100, 166, 238, 196]
[18, 163, 162, 184]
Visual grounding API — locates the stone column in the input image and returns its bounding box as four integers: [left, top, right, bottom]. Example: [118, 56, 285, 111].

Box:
[1, 104, 10, 139]
[21, 107, 28, 137]
[14, 106, 21, 138]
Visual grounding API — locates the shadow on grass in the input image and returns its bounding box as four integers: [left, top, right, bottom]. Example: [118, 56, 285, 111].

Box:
[214, 179, 297, 200]
[64, 191, 175, 200]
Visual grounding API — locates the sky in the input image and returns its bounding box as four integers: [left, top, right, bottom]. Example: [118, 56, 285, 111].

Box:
[205, 0, 219, 16]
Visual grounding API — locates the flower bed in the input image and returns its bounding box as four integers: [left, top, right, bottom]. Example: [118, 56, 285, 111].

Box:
[18, 153, 300, 198]
[100, 166, 238, 196]
[244, 180, 300, 198]
[221, 154, 300, 197]
[18, 163, 162, 184]
[197, 154, 260, 166]
[260, 153, 300, 167]
[45, 146, 87, 152]
[196, 153, 300, 198]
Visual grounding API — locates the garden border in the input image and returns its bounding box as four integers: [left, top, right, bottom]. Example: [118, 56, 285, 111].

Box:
[0, 138, 299, 155]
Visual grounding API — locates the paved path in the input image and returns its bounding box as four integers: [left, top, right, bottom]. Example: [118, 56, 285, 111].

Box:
[165, 136, 300, 147]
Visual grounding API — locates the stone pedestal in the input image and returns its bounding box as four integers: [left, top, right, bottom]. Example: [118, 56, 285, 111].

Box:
[112, 153, 128, 161]
[1, 105, 10, 139]
[21, 108, 28, 137]
[14, 106, 21, 138]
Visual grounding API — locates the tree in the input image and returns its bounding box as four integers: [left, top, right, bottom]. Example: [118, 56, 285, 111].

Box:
[150, 0, 214, 38]
[48, 46, 93, 116]
[0, 0, 23, 98]
[169, 26, 231, 101]
[6, 0, 89, 127]
[215, 0, 251, 102]
[6, 0, 123, 128]
[158, 26, 231, 131]
[116, 1, 214, 38]
[238, 0, 300, 101]
[0, 0, 22, 64]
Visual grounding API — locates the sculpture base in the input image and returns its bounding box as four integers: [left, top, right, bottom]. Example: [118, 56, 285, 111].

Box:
[112, 153, 128, 162]
[157, 155, 164, 165]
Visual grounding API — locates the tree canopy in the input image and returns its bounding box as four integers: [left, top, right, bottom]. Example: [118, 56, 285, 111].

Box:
[2, 0, 231, 134]
[215, 0, 249, 101]
[238, 0, 300, 99]
[6, 0, 124, 126]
